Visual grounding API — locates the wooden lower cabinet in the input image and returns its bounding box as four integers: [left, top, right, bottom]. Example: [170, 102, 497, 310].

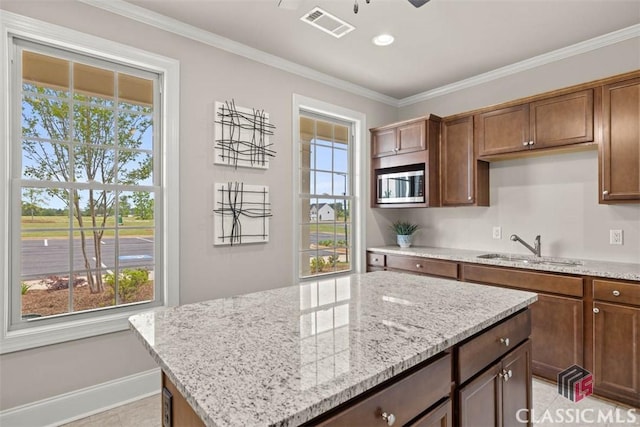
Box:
[410, 399, 452, 427]
[592, 301, 640, 407]
[530, 294, 583, 380]
[162, 372, 205, 427]
[458, 340, 532, 427]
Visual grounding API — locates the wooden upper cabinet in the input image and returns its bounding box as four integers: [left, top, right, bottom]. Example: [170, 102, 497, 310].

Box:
[397, 120, 426, 153]
[371, 119, 426, 158]
[476, 88, 596, 157]
[371, 127, 398, 158]
[600, 77, 640, 203]
[530, 89, 594, 149]
[475, 104, 530, 156]
[441, 115, 489, 206]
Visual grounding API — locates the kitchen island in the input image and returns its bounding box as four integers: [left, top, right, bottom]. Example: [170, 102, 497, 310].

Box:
[129, 271, 537, 427]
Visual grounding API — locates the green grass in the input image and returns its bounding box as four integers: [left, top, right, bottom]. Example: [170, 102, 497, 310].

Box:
[306, 222, 349, 235]
[21, 216, 154, 238]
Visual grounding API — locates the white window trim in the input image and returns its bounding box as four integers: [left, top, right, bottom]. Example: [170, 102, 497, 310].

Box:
[292, 94, 366, 282]
[0, 11, 180, 354]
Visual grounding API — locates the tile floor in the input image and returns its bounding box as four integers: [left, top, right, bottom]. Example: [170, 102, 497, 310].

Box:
[63, 378, 638, 426]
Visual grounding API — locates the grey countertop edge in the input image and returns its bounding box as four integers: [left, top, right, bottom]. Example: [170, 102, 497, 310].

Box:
[367, 246, 640, 281]
[128, 293, 537, 427]
[128, 322, 218, 427]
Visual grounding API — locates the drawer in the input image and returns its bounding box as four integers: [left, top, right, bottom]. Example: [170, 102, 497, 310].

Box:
[367, 252, 386, 267]
[457, 309, 531, 384]
[387, 255, 458, 279]
[316, 353, 452, 427]
[462, 264, 583, 297]
[593, 279, 640, 307]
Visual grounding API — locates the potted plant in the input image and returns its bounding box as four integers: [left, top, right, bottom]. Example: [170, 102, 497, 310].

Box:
[391, 220, 420, 248]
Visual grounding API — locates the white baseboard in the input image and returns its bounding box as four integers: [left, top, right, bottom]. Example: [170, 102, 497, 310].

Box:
[0, 368, 161, 427]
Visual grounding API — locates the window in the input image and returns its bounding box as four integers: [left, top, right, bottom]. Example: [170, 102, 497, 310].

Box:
[294, 95, 365, 280]
[1, 14, 179, 353]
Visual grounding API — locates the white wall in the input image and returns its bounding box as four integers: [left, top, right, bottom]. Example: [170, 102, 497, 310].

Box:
[383, 38, 640, 263]
[0, 1, 397, 412]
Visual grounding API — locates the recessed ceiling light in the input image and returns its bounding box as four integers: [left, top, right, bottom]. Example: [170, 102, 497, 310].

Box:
[372, 34, 394, 46]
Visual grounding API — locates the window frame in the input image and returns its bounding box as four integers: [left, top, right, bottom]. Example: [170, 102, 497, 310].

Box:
[0, 11, 180, 354]
[292, 94, 366, 281]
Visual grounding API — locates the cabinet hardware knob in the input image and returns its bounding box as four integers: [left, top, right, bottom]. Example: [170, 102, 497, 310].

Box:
[381, 411, 396, 426]
[468, 196, 472, 201]
[374, 258, 378, 262]
[416, 264, 422, 268]
[612, 290, 620, 297]
[499, 369, 512, 381]
[603, 190, 609, 195]
[522, 141, 528, 146]
[500, 337, 510, 346]
[529, 141, 534, 146]
[593, 307, 600, 314]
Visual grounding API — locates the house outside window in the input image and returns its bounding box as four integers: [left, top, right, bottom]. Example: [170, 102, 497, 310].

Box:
[294, 95, 365, 280]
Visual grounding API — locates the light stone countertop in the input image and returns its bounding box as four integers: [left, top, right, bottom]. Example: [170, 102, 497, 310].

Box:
[129, 271, 537, 427]
[368, 246, 640, 281]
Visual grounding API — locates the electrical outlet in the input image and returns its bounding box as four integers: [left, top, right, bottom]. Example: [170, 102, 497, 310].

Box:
[492, 226, 502, 240]
[610, 229, 623, 245]
[162, 387, 173, 427]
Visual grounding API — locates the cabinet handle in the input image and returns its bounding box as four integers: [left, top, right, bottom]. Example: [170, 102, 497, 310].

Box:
[500, 337, 510, 347]
[374, 258, 379, 262]
[499, 369, 513, 382]
[529, 141, 534, 146]
[603, 190, 609, 195]
[593, 307, 600, 314]
[612, 290, 620, 297]
[416, 264, 422, 269]
[522, 141, 528, 146]
[381, 411, 396, 426]
[467, 196, 472, 201]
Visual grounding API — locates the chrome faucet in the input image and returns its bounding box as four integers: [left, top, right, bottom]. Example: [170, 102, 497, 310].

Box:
[510, 234, 541, 257]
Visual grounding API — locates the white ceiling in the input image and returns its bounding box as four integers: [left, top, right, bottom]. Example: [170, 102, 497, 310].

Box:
[124, 0, 640, 100]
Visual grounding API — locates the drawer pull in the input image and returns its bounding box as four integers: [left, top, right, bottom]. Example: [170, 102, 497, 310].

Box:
[500, 337, 510, 347]
[612, 290, 620, 297]
[593, 307, 600, 314]
[416, 264, 422, 269]
[374, 258, 379, 262]
[522, 141, 528, 146]
[381, 411, 396, 426]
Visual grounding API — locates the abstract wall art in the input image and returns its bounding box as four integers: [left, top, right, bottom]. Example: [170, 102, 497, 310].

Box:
[213, 182, 271, 246]
[214, 100, 276, 169]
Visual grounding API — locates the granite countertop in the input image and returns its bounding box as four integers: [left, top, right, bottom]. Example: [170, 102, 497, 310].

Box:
[129, 271, 537, 427]
[368, 246, 640, 281]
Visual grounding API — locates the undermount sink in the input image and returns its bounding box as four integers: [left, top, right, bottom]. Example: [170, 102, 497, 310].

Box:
[477, 253, 583, 267]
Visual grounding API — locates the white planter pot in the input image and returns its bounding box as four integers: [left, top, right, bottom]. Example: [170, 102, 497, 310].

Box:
[397, 235, 413, 248]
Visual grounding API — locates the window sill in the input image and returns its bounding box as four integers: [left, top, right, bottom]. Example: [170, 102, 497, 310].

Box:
[1, 307, 159, 354]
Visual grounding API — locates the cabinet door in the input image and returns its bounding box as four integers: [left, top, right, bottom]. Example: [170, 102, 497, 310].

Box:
[441, 116, 475, 205]
[410, 399, 452, 427]
[600, 77, 640, 202]
[476, 104, 530, 156]
[530, 294, 583, 381]
[397, 120, 426, 154]
[593, 302, 640, 407]
[530, 89, 594, 149]
[372, 127, 397, 157]
[458, 361, 502, 427]
[502, 341, 532, 427]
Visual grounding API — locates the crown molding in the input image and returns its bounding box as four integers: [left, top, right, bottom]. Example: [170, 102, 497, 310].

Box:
[77, 0, 400, 107]
[398, 23, 640, 107]
[79, 0, 639, 109]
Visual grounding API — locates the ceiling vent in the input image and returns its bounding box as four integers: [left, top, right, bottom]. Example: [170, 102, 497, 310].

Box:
[300, 7, 355, 39]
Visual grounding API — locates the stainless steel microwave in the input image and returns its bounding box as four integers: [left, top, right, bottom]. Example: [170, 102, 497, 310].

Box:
[377, 169, 425, 204]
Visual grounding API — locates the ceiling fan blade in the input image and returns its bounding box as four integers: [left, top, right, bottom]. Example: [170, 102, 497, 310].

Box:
[408, 0, 431, 7]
